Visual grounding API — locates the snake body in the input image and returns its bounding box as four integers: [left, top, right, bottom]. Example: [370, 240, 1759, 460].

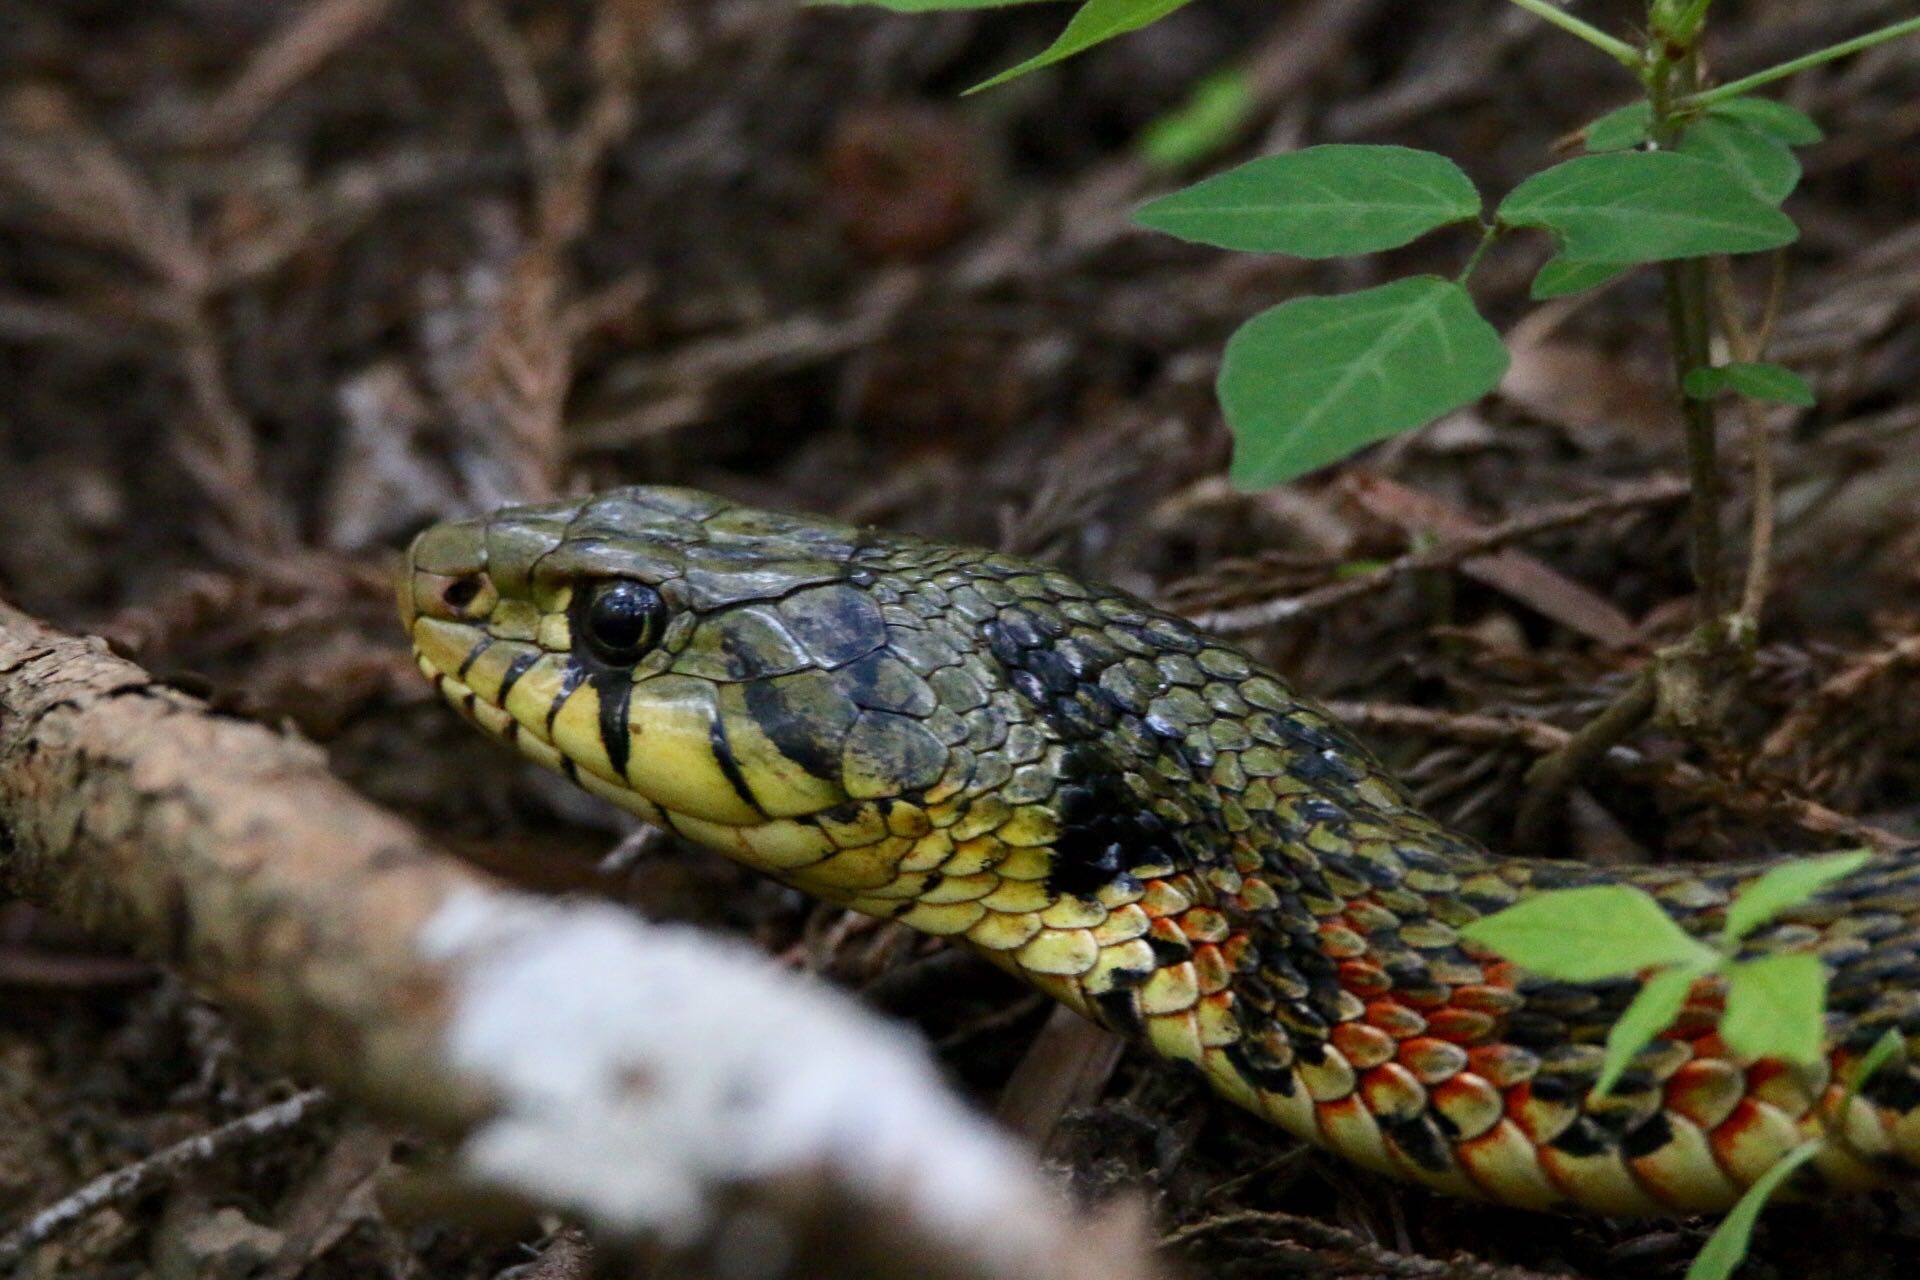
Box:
[403, 485, 1920, 1214]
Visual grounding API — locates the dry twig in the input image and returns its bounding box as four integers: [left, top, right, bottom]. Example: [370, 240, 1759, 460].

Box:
[0, 600, 1163, 1280]
[1327, 700, 1907, 853]
[1162, 1206, 1573, 1280]
[0, 1090, 333, 1266]
[1178, 478, 1688, 635]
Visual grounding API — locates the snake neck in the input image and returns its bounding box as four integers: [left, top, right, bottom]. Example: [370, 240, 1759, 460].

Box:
[841, 542, 1531, 1040]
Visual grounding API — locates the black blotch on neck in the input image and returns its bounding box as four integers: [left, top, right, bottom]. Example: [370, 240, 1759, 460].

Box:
[1044, 760, 1177, 901]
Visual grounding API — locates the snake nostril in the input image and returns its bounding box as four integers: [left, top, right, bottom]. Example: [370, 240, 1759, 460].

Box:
[442, 575, 484, 611]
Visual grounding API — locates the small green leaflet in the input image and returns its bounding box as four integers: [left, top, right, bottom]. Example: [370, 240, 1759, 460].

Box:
[1137, 69, 1254, 170]
[1596, 967, 1698, 1097]
[1720, 849, 1868, 943]
[1710, 96, 1824, 146]
[1498, 152, 1797, 263]
[1690, 1031, 1904, 1279]
[1459, 884, 1716, 981]
[1684, 362, 1815, 408]
[1721, 952, 1827, 1065]
[1531, 253, 1631, 300]
[1584, 102, 1651, 151]
[1840, 1028, 1906, 1119]
[1217, 277, 1508, 488]
[1678, 118, 1800, 204]
[968, 0, 1196, 93]
[1135, 145, 1481, 257]
[1685, 1140, 1822, 1280]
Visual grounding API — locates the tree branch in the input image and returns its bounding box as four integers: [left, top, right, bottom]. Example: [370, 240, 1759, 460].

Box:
[0, 600, 1159, 1280]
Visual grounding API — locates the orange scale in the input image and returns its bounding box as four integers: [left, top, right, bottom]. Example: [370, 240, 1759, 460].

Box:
[1219, 932, 1254, 970]
[1364, 999, 1427, 1038]
[1430, 1073, 1504, 1141]
[1397, 1036, 1469, 1084]
[1451, 983, 1523, 1014]
[1339, 960, 1392, 997]
[1317, 921, 1368, 959]
[1504, 1081, 1578, 1146]
[1453, 1118, 1563, 1211]
[1628, 1112, 1741, 1214]
[1181, 906, 1230, 943]
[1426, 1007, 1497, 1043]
[1710, 1096, 1804, 1188]
[1751, 1055, 1825, 1119]
[1331, 1020, 1397, 1071]
[1466, 1043, 1539, 1089]
[1192, 943, 1231, 994]
[1314, 1093, 1399, 1178]
[1360, 1062, 1428, 1122]
[1663, 1058, 1745, 1131]
[1690, 1030, 1729, 1061]
[1345, 899, 1401, 932]
[1146, 917, 1190, 953]
[1397, 984, 1454, 1010]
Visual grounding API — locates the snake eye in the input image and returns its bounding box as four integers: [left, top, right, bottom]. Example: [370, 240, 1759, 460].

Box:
[580, 579, 666, 665]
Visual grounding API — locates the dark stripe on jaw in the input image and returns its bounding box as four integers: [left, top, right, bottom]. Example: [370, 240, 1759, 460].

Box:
[708, 716, 765, 817]
[591, 670, 634, 780]
[548, 659, 589, 733]
[496, 649, 540, 706]
[457, 636, 493, 680]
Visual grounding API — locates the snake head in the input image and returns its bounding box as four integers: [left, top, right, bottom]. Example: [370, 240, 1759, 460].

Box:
[404, 485, 1147, 923]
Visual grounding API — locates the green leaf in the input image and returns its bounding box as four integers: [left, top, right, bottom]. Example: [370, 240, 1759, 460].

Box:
[1531, 252, 1632, 300]
[1708, 96, 1824, 146]
[1135, 145, 1481, 257]
[968, 0, 1197, 92]
[1137, 69, 1255, 171]
[1684, 361, 1815, 408]
[1597, 967, 1699, 1097]
[1685, 1139, 1822, 1280]
[1585, 102, 1652, 151]
[1721, 952, 1827, 1065]
[1497, 151, 1798, 263]
[1459, 884, 1718, 981]
[1840, 1028, 1905, 1118]
[1720, 850, 1869, 943]
[1678, 117, 1801, 204]
[1218, 277, 1508, 488]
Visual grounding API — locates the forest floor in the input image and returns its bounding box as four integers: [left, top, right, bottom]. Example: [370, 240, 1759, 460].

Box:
[2, 1, 1919, 1276]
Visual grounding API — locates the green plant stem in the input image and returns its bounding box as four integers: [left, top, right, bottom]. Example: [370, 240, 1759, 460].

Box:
[1455, 223, 1500, 284]
[1499, 0, 1643, 68]
[1649, 48, 1728, 626]
[1684, 16, 1920, 108]
[1663, 257, 1727, 622]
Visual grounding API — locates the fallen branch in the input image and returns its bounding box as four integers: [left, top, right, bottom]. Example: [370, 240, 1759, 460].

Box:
[0, 600, 1159, 1280]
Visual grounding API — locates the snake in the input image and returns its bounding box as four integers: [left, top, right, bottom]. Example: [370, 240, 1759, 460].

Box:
[401, 484, 1920, 1215]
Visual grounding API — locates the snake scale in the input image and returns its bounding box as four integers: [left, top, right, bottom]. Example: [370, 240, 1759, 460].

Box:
[402, 485, 1920, 1214]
